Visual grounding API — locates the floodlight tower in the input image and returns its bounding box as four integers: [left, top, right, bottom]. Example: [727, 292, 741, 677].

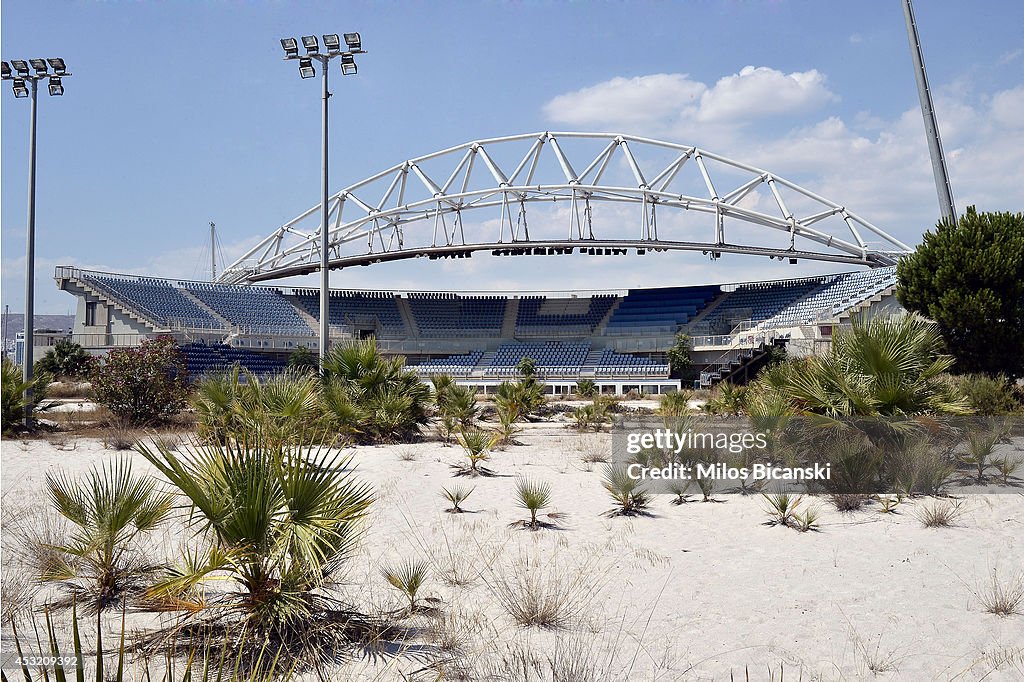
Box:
[1, 57, 71, 423]
[279, 33, 365, 366]
[902, 0, 956, 222]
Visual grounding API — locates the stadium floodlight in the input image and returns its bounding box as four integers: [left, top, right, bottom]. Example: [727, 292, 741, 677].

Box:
[280, 37, 298, 58]
[275, 31, 365, 368]
[323, 33, 341, 53]
[340, 53, 357, 75]
[2, 55, 72, 424]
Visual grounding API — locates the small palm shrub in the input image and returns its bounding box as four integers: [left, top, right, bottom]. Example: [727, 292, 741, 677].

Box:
[235, 369, 324, 447]
[192, 365, 244, 444]
[136, 430, 374, 658]
[793, 507, 821, 532]
[495, 379, 545, 419]
[321, 341, 431, 443]
[2, 356, 52, 433]
[762, 491, 802, 527]
[668, 481, 691, 505]
[430, 373, 456, 407]
[601, 465, 650, 516]
[443, 384, 479, 430]
[876, 494, 901, 513]
[382, 559, 430, 615]
[706, 382, 747, 416]
[992, 454, 1022, 484]
[457, 428, 499, 475]
[42, 456, 173, 608]
[658, 391, 692, 416]
[960, 421, 1009, 484]
[514, 478, 552, 530]
[516, 356, 537, 379]
[285, 345, 319, 374]
[89, 336, 190, 426]
[494, 400, 522, 447]
[441, 485, 474, 513]
[575, 379, 597, 399]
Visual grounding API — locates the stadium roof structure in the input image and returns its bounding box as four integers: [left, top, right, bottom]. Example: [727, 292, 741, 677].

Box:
[220, 132, 913, 284]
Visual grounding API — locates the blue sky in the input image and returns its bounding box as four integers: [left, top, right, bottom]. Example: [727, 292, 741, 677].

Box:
[2, 1, 1022, 314]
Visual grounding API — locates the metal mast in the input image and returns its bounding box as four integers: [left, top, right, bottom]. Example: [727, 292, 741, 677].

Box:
[902, 0, 956, 222]
[210, 222, 216, 281]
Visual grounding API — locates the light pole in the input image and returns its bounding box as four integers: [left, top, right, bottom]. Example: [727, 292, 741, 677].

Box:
[2, 58, 71, 423]
[279, 33, 365, 367]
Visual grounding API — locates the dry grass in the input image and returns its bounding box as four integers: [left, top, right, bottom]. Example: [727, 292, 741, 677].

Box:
[485, 548, 604, 629]
[978, 568, 1024, 617]
[916, 498, 966, 528]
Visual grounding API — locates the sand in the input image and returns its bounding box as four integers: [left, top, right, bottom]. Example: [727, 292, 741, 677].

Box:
[2, 422, 1023, 680]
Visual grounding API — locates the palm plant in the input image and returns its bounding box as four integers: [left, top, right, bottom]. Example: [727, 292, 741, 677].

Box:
[430, 373, 456, 409]
[575, 379, 598, 399]
[658, 391, 692, 416]
[381, 559, 429, 615]
[495, 379, 545, 419]
[2, 356, 51, 434]
[768, 314, 971, 418]
[600, 465, 650, 516]
[441, 485, 474, 513]
[762, 491, 802, 527]
[235, 369, 323, 446]
[191, 365, 244, 445]
[960, 421, 1009, 484]
[321, 341, 431, 443]
[495, 400, 522, 447]
[42, 457, 173, 609]
[457, 428, 499, 475]
[136, 430, 374, 648]
[514, 478, 552, 530]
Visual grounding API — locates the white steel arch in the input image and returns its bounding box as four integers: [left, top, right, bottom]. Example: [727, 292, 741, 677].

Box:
[220, 132, 912, 283]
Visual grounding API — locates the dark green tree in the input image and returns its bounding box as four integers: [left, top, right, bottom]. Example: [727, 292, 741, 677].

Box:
[286, 345, 319, 374]
[35, 339, 91, 378]
[666, 332, 695, 381]
[897, 207, 1024, 378]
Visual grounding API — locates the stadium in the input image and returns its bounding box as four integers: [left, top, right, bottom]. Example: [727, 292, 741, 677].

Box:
[54, 132, 907, 390]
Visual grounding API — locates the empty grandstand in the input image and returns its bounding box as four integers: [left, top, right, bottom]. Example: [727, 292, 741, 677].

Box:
[54, 264, 900, 392]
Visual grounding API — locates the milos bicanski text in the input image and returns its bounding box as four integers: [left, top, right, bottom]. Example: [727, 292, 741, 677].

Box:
[623, 428, 831, 482]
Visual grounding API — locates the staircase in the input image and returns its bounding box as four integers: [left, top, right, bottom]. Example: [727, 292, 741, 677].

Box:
[501, 298, 519, 337]
[699, 337, 787, 388]
[593, 297, 622, 334]
[395, 296, 420, 337]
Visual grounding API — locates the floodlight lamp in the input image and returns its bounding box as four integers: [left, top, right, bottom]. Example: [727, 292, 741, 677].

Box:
[12, 78, 28, 98]
[280, 37, 299, 57]
[322, 33, 341, 53]
[343, 32, 361, 50]
[11, 60, 29, 77]
[298, 57, 315, 79]
[29, 58, 47, 74]
[1, 62, 10, 80]
[48, 75, 63, 96]
[46, 58, 66, 74]
[340, 53, 357, 75]
[301, 35, 319, 53]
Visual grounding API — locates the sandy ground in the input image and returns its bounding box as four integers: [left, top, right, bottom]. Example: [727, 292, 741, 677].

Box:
[2, 423, 1023, 681]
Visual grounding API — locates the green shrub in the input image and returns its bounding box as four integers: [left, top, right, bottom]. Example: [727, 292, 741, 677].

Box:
[1, 356, 51, 434]
[575, 378, 597, 398]
[658, 390, 692, 416]
[42, 456, 172, 608]
[89, 336, 190, 426]
[285, 345, 319, 374]
[35, 339, 92, 379]
[955, 373, 1020, 415]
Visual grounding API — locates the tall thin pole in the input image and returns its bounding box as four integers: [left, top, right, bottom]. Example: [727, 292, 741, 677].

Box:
[319, 57, 330, 367]
[902, 0, 956, 222]
[210, 221, 217, 281]
[23, 78, 38, 423]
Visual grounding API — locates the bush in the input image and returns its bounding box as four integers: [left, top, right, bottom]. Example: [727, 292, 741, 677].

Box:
[575, 378, 597, 399]
[658, 391, 692, 416]
[955, 373, 1020, 415]
[2, 356, 51, 434]
[89, 336, 189, 426]
[286, 346, 319, 374]
[35, 339, 92, 379]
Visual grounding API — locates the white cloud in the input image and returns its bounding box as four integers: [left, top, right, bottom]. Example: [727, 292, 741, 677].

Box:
[998, 48, 1022, 65]
[543, 66, 837, 138]
[696, 66, 837, 122]
[991, 86, 1024, 128]
[542, 73, 705, 129]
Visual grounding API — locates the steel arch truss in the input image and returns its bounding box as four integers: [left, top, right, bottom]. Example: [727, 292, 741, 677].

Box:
[221, 132, 912, 283]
